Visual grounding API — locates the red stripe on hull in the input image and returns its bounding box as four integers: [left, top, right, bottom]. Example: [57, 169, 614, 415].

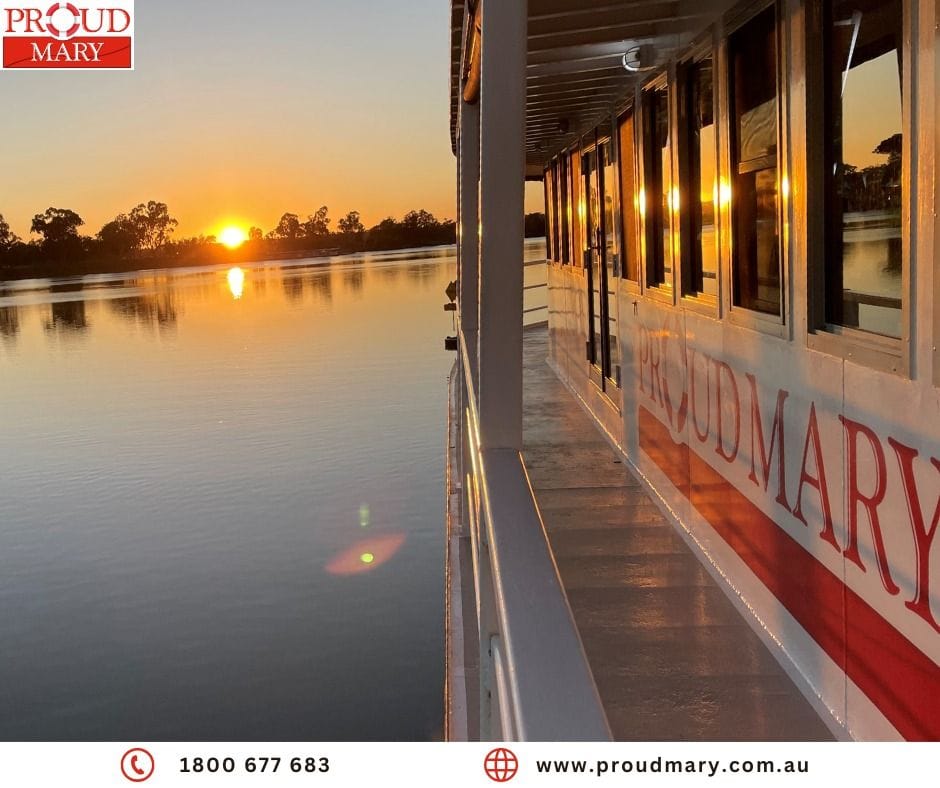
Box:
[638, 405, 940, 740]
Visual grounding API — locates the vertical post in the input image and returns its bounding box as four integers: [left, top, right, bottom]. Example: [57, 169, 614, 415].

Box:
[458, 99, 480, 337]
[478, 0, 527, 450]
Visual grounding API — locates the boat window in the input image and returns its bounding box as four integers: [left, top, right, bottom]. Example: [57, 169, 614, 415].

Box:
[545, 167, 558, 260]
[602, 137, 619, 280]
[569, 149, 583, 266]
[557, 157, 570, 264]
[618, 111, 639, 281]
[679, 56, 718, 299]
[823, 0, 903, 338]
[729, 6, 781, 316]
[642, 83, 672, 290]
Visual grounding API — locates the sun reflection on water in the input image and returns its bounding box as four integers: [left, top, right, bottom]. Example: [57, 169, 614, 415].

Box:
[227, 267, 245, 300]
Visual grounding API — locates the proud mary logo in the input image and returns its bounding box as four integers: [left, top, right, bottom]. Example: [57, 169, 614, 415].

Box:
[2, 1, 133, 69]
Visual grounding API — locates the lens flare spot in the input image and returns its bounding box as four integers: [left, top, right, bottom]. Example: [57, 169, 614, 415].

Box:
[359, 504, 371, 528]
[326, 533, 406, 576]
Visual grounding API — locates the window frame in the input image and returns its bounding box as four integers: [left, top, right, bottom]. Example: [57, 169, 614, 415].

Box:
[615, 102, 642, 288]
[557, 157, 570, 264]
[567, 143, 585, 270]
[721, 0, 790, 337]
[639, 71, 677, 303]
[677, 35, 721, 314]
[543, 165, 555, 262]
[803, 0, 913, 376]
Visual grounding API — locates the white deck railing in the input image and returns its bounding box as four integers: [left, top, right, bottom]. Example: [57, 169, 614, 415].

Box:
[523, 258, 548, 325]
[450, 327, 611, 741]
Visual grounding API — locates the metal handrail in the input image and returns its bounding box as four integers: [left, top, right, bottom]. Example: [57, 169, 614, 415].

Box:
[456, 330, 611, 741]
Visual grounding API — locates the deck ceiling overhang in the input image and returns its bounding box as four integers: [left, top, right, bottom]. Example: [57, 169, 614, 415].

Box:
[450, 0, 726, 173]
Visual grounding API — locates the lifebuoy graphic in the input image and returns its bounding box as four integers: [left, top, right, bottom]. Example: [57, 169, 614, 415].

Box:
[46, 3, 81, 40]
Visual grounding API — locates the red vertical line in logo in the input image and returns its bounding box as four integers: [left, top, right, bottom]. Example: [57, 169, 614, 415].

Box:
[638, 405, 940, 741]
[3, 38, 132, 69]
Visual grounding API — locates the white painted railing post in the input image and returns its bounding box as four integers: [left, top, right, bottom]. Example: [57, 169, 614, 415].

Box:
[478, 0, 527, 451]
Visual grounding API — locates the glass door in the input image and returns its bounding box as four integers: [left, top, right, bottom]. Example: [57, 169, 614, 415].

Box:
[583, 146, 604, 375]
[600, 139, 620, 388]
[583, 137, 619, 392]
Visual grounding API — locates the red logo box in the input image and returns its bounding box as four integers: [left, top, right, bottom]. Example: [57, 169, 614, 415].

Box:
[2, 2, 134, 70]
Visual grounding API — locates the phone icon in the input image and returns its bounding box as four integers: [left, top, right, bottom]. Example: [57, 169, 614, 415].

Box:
[121, 748, 155, 782]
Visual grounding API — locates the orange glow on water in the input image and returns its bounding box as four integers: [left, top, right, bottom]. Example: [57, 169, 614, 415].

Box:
[326, 533, 407, 576]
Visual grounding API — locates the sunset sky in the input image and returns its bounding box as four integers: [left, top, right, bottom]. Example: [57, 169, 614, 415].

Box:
[0, 1, 542, 240]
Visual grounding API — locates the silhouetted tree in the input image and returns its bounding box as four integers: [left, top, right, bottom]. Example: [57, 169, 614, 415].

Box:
[248, 226, 263, 242]
[129, 201, 178, 251]
[402, 209, 439, 231]
[269, 213, 303, 240]
[366, 216, 404, 249]
[31, 207, 84, 247]
[338, 211, 364, 235]
[97, 213, 141, 257]
[304, 206, 330, 237]
[874, 133, 902, 161]
[0, 214, 19, 248]
[362, 211, 455, 251]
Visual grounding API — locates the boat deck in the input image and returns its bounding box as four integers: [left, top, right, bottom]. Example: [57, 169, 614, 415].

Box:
[522, 326, 834, 741]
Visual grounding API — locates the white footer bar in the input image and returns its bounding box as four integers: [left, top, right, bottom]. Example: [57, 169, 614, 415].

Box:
[0, 741, 932, 787]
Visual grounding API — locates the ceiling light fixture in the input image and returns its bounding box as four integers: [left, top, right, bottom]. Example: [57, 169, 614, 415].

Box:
[622, 45, 657, 73]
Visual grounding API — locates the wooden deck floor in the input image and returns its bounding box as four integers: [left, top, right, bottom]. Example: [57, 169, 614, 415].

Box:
[522, 327, 834, 741]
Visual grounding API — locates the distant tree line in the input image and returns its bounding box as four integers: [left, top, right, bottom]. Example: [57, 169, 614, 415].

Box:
[0, 202, 547, 280]
[257, 207, 457, 254]
[0, 201, 182, 277]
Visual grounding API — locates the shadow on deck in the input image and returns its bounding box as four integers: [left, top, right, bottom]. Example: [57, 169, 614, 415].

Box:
[522, 327, 834, 741]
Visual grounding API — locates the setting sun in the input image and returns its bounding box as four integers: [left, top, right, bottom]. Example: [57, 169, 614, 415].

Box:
[219, 226, 247, 249]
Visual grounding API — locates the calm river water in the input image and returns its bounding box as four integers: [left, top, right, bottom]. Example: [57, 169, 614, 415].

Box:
[0, 247, 465, 741]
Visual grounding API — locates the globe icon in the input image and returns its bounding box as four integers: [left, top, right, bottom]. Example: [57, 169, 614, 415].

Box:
[484, 748, 519, 782]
